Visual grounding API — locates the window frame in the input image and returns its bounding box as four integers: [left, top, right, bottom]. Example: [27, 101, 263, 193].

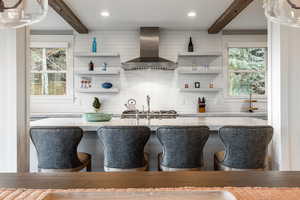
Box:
[30, 36, 74, 103]
[224, 42, 268, 101]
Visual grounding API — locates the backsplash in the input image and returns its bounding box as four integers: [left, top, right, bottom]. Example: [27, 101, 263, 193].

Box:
[30, 30, 267, 114]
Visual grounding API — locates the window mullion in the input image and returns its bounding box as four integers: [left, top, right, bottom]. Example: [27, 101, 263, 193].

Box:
[46, 71, 67, 73]
[229, 70, 265, 73]
[42, 48, 48, 95]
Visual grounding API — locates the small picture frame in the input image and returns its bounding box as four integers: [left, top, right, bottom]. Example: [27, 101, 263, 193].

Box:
[195, 82, 201, 88]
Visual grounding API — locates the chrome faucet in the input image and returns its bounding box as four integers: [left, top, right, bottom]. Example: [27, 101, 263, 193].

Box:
[146, 95, 151, 119]
[135, 109, 140, 123]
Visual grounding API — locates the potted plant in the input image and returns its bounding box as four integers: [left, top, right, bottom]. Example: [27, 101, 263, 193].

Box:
[83, 98, 112, 122]
[93, 97, 101, 113]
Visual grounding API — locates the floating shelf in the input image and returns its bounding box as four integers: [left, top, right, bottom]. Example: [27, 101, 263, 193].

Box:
[178, 52, 222, 57]
[74, 52, 120, 57]
[177, 67, 222, 75]
[77, 88, 119, 93]
[180, 88, 222, 93]
[76, 68, 121, 76]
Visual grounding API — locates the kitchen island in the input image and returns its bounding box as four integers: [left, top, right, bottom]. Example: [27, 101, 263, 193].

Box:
[30, 117, 268, 172]
[31, 117, 268, 131]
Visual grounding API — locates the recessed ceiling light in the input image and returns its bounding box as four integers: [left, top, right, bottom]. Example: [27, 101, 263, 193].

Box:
[101, 11, 110, 17]
[187, 11, 197, 18]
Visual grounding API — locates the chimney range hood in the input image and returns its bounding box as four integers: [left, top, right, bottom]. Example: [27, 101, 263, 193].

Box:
[122, 27, 176, 71]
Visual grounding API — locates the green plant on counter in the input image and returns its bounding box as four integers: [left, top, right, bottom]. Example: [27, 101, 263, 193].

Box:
[92, 97, 101, 112]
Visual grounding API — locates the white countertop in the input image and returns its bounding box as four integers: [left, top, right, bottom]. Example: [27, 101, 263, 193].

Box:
[30, 117, 268, 131]
[30, 112, 267, 119]
[180, 112, 267, 117]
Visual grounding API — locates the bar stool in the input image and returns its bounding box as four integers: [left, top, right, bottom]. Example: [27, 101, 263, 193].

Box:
[156, 126, 210, 171]
[214, 126, 273, 171]
[30, 127, 92, 172]
[97, 126, 151, 172]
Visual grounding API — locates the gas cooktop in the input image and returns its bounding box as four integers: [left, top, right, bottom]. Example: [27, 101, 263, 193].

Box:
[121, 110, 178, 119]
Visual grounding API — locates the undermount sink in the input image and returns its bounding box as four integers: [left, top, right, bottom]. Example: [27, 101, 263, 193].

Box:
[83, 113, 112, 122]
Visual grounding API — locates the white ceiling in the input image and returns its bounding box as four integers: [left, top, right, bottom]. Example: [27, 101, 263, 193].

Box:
[31, 0, 267, 31]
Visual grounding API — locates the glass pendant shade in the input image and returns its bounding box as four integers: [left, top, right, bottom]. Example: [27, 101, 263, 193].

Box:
[0, 0, 48, 29]
[265, 0, 300, 27]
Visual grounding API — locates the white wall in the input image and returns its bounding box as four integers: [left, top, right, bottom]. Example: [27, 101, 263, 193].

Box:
[30, 30, 267, 115]
[0, 30, 15, 172]
[0, 28, 28, 172]
[269, 22, 300, 170]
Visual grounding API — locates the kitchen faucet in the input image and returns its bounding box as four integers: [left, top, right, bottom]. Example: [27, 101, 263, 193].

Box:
[135, 109, 140, 123]
[146, 95, 151, 119]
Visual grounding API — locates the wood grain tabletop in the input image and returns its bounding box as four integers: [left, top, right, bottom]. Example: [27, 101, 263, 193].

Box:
[0, 171, 299, 189]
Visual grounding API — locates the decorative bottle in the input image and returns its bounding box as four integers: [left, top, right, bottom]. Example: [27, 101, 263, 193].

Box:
[198, 97, 206, 113]
[188, 37, 194, 52]
[89, 61, 94, 71]
[209, 80, 214, 88]
[92, 37, 97, 53]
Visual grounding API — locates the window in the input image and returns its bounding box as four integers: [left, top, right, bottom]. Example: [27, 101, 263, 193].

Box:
[227, 46, 267, 97]
[31, 47, 67, 96]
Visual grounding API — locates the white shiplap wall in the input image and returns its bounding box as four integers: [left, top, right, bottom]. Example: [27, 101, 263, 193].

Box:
[0, 29, 28, 172]
[31, 30, 267, 114]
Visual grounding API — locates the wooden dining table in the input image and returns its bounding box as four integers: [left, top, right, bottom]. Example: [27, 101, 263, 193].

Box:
[0, 171, 300, 189]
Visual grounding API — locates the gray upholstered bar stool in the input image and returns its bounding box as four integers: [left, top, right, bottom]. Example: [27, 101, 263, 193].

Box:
[156, 126, 210, 171]
[97, 126, 151, 172]
[214, 126, 273, 171]
[30, 127, 92, 172]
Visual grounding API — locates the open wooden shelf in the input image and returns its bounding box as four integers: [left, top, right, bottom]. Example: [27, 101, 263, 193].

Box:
[177, 67, 222, 75]
[74, 52, 120, 57]
[178, 51, 222, 57]
[180, 88, 222, 93]
[77, 88, 119, 93]
[76, 68, 120, 76]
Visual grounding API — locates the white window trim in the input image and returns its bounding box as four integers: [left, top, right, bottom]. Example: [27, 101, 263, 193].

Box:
[30, 42, 69, 48]
[30, 35, 74, 104]
[223, 42, 268, 102]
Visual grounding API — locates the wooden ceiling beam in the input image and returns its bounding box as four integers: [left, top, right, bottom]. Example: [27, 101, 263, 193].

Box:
[222, 29, 267, 35]
[208, 0, 254, 34]
[48, 0, 89, 34]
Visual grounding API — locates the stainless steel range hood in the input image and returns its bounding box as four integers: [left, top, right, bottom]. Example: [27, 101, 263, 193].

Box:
[122, 27, 176, 71]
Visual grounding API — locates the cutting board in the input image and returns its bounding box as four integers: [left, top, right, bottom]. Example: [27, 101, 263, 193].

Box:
[42, 191, 236, 200]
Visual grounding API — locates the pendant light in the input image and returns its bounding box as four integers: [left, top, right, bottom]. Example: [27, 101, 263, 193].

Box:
[265, 0, 300, 27]
[0, 0, 48, 29]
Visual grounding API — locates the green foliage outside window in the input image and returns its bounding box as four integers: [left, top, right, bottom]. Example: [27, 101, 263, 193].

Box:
[228, 47, 267, 96]
[31, 48, 67, 96]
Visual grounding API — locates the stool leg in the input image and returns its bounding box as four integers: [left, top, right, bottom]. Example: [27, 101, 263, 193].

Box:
[214, 155, 219, 171]
[157, 153, 162, 171]
[86, 160, 92, 172]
